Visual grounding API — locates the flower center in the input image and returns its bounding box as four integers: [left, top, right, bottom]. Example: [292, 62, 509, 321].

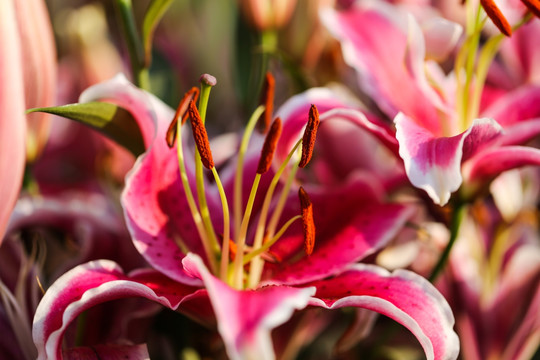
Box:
[168, 73, 319, 289]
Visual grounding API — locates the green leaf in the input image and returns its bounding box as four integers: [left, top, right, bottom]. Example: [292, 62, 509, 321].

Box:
[28, 102, 145, 156]
[142, 0, 173, 67]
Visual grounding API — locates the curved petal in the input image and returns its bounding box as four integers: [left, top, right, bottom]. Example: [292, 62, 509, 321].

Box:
[276, 87, 399, 164]
[422, 17, 463, 61]
[0, 0, 27, 242]
[463, 146, 540, 183]
[79, 74, 169, 148]
[33, 260, 201, 360]
[63, 344, 149, 360]
[268, 199, 415, 285]
[481, 85, 540, 127]
[395, 112, 468, 205]
[183, 254, 315, 360]
[308, 264, 459, 360]
[320, 2, 445, 134]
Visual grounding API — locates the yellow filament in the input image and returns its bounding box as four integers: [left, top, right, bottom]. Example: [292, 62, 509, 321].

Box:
[211, 166, 231, 282]
[234, 106, 266, 239]
[247, 139, 302, 287]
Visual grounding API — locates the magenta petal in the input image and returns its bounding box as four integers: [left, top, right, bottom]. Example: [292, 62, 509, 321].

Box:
[308, 264, 459, 360]
[395, 112, 469, 205]
[0, 0, 27, 241]
[321, 3, 444, 134]
[183, 254, 315, 360]
[482, 85, 540, 127]
[269, 202, 415, 285]
[276, 87, 399, 162]
[63, 343, 149, 360]
[464, 146, 540, 183]
[79, 74, 172, 148]
[33, 260, 200, 360]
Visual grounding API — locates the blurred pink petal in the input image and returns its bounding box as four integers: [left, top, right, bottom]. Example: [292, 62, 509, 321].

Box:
[0, 0, 27, 242]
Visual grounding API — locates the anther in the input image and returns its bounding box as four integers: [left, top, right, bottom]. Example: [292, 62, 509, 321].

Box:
[299, 104, 320, 168]
[520, 0, 540, 18]
[298, 186, 315, 256]
[166, 87, 200, 147]
[257, 117, 282, 174]
[259, 72, 275, 133]
[480, 0, 512, 36]
[188, 100, 215, 169]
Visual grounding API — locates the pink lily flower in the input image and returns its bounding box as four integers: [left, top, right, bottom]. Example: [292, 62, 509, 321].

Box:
[438, 201, 540, 360]
[32, 75, 459, 359]
[321, 1, 540, 206]
[0, 0, 57, 241]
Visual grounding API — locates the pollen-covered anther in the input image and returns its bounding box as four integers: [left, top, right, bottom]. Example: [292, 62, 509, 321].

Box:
[188, 100, 215, 169]
[259, 72, 275, 133]
[520, 0, 540, 18]
[166, 87, 200, 147]
[257, 117, 282, 174]
[298, 186, 315, 256]
[480, 0, 512, 36]
[299, 104, 320, 168]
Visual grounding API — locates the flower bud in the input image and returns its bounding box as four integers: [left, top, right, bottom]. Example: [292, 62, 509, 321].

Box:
[240, 0, 298, 31]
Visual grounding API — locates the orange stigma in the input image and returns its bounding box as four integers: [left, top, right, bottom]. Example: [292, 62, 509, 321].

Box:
[188, 100, 214, 169]
[298, 186, 315, 256]
[257, 117, 283, 174]
[299, 104, 320, 168]
[166, 87, 200, 147]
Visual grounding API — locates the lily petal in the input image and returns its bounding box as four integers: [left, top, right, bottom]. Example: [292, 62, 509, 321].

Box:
[0, 0, 27, 241]
[268, 192, 415, 285]
[308, 264, 460, 360]
[395, 112, 469, 205]
[32, 260, 200, 360]
[321, 2, 445, 134]
[463, 146, 540, 184]
[183, 254, 315, 360]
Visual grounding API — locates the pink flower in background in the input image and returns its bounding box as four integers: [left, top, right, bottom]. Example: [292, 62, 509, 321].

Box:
[32, 75, 459, 360]
[322, 1, 540, 206]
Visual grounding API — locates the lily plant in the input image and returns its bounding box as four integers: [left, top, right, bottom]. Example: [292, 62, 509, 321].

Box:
[32, 73, 460, 360]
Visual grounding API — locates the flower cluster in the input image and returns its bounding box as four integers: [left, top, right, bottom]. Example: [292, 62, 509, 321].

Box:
[1, 0, 539, 359]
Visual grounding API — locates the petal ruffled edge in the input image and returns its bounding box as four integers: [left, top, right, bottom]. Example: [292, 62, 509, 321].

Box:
[183, 254, 315, 360]
[32, 260, 201, 360]
[308, 264, 459, 360]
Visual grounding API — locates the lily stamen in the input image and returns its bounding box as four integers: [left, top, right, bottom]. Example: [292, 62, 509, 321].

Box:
[260, 72, 275, 133]
[257, 117, 283, 174]
[298, 186, 315, 256]
[299, 104, 320, 168]
[188, 100, 215, 169]
[480, 0, 512, 36]
[166, 87, 199, 148]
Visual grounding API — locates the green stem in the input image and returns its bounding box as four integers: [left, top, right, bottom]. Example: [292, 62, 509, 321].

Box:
[429, 204, 467, 282]
[116, 0, 151, 91]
